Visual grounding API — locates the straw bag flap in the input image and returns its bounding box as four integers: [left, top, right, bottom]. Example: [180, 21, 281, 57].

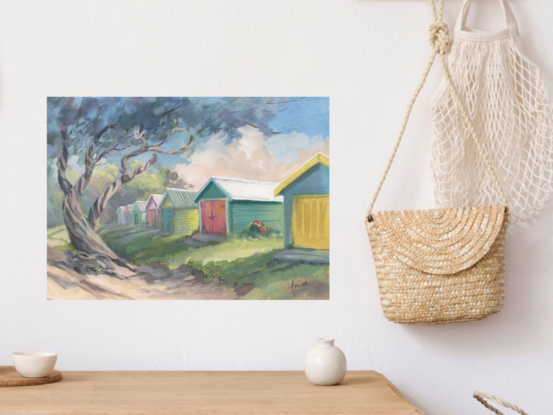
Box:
[367, 205, 505, 275]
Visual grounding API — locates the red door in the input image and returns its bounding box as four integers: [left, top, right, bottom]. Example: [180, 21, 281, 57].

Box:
[201, 200, 227, 236]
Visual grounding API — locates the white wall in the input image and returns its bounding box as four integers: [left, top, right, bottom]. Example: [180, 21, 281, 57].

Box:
[1, 0, 552, 413]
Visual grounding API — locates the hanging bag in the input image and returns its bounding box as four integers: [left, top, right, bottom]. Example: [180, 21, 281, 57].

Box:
[430, 0, 553, 223]
[365, 0, 509, 325]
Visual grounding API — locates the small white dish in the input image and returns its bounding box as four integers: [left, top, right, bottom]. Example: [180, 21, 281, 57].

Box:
[12, 352, 57, 378]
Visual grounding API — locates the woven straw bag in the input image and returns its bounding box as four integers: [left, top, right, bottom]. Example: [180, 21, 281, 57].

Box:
[474, 392, 528, 415]
[365, 0, 509, 325]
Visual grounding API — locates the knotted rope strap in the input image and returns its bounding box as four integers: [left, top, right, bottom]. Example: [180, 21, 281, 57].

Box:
[366, 0, 508, 221]
[473, 392, 529, 415]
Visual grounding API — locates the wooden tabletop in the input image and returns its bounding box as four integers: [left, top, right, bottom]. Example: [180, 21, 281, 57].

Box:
[0, 371, 424, 415]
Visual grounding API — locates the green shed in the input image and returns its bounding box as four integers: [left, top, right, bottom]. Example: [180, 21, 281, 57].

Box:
[193, 177, 284, 237]
[131, 201, 147, 225]
[159, 188, 199, 234]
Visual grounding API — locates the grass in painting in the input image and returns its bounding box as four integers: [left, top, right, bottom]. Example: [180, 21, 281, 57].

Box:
[190, 253, 329, 300]
[100, 224, 193, 264]
[241, 264, 329, 300]
[47, 225, 74, 251]
[92, 224, 329, 299]
[175, 238, 283, 265]
[99, 225, 283, 267]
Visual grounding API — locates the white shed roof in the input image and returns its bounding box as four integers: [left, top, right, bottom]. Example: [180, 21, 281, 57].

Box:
[194, 177, 283, 203]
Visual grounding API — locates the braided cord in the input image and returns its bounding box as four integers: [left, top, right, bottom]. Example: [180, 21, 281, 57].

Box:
[474, 392, 529, 415]
[366, 0, 507, 221]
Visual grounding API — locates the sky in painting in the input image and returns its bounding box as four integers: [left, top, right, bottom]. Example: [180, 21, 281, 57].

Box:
[176, 97, 329, 187]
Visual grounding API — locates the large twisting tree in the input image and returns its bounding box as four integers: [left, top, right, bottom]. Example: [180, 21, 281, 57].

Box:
[48, 97, 284, 265]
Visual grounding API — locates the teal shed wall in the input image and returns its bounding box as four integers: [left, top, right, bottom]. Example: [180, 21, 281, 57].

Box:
[229, 201, 284, 235]
[196, 182, 227, 201]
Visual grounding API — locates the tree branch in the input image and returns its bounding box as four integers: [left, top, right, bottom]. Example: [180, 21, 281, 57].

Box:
[84, 123, 113, 175]
[146, 137, 194, 155]
[56, 124, 73, 195]
[160, 104, 182, 119]
[146, 126, 203, 155]
[119, 144, 148, 179]
[84, 101, 128, 177]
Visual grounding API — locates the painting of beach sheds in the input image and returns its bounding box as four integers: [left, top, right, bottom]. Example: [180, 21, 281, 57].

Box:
[145, 194, 163, 228]
[194, 178, 284, 237]
[123, 205, 133, 226]
[131, 201, 147, 225]
[47, 97, 329, 300]
[116, 206, 126, 225]
[159, 189, 199, 234]
[275, 153, 329, 250]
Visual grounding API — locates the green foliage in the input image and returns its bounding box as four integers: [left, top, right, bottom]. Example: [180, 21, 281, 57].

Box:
[123, 167, 193, 203]
[124, 171, 166, 200]
[161, 168, 192, 189]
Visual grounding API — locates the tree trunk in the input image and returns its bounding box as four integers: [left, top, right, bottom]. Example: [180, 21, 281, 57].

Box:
[88, 154, 157, 230]
[88, 179, 124, 230]
[62, 187, 118, 260]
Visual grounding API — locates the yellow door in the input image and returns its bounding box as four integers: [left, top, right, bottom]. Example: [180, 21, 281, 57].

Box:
[292, 195, 329, 249]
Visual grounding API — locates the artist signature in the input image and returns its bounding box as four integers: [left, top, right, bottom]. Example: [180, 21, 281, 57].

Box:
[287, 280, 309, 297]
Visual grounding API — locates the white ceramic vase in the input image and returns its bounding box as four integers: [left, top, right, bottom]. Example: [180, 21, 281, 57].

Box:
[304, 338, 347, 386]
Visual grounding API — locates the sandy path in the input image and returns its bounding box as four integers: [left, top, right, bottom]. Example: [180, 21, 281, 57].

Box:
[47, 248, 238, 300]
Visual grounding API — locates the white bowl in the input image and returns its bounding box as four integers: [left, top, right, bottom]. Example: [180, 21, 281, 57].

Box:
[12, 352, 57, 378]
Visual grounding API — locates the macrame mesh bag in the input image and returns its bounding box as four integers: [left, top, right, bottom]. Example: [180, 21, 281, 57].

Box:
[429, 0, 553, 222]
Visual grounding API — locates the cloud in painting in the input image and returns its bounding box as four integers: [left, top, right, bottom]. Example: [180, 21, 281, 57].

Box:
[175, 125, 329, 188]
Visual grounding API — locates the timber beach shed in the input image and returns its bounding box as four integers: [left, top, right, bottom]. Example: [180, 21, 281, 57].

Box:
[274, 153, 329, 249]
[159, 188, 199, 234]
[124, 204, 134, 226]
[116, 206, 126, 224]
[145, 194, 163, 228]
[193, 177, 284, 237]
[131, 201, 147, 225]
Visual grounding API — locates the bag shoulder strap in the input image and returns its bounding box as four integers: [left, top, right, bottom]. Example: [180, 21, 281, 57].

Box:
[473, 392, 528, 415]
[366, 0, 508, 222]
[453, 0, 521, 44]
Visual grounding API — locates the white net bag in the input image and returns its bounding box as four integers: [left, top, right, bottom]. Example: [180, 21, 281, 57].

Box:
[429, 0, 553, 222]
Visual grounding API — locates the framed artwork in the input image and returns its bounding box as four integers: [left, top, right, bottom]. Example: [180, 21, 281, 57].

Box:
[47, 97, 329, 300]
